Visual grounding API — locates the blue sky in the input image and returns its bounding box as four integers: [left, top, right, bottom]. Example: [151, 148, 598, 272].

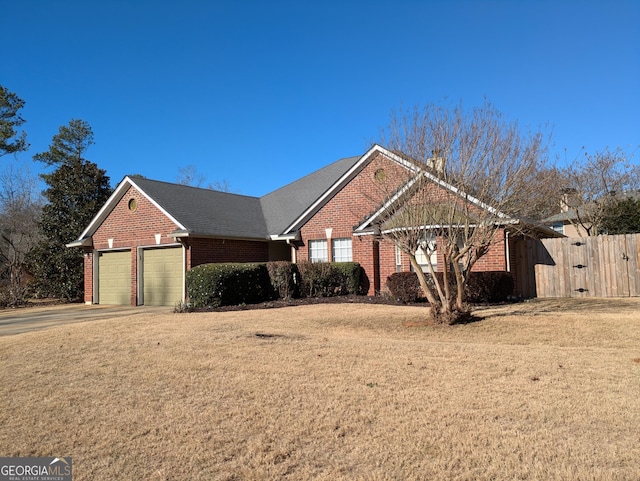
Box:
[2, 0, 639, 196]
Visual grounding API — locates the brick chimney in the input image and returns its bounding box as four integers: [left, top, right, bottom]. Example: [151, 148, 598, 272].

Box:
[427, 149, 445, 174]
[560, 188, 580, 213]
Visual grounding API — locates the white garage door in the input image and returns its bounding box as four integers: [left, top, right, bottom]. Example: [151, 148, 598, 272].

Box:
[98, 250, 131, 305]
[142, 247, 184, 306]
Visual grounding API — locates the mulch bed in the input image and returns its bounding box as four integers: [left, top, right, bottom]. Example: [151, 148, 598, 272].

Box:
[198, 295, 428, 312]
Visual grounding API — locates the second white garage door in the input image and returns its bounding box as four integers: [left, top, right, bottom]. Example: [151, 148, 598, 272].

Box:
[142, 247, 184, 306]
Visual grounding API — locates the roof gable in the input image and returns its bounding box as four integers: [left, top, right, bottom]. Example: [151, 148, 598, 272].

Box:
[354, 158, 514, 235]
[132, 177, 268, 239]
[273, 144, 418, 236]
[353, 167, 563, 238]
[69, 176, 184, 246]
[70, 150, 375, 244]
[71, 144, 558, 246]
[70, 176, 268, 245]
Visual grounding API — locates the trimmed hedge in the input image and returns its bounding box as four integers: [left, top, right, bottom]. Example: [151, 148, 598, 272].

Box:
[186, 263, 273, 308]
[266, 261, 299, 300]
[385, 272, 422, 303]
[296, 261, 362, 298]
[187, 261, 364, 308]
[386, 271, 514, 304]
[466, 271, 515, 303]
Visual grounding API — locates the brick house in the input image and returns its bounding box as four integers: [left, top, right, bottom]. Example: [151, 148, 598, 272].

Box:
[68, 144, 560, 305]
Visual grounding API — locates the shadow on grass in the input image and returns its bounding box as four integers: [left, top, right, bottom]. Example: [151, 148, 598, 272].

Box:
[452, 312, 484, 325]
[403, 311, 484, 328]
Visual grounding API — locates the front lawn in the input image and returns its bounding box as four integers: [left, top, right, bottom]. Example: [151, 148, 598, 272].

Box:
[1, 299, 639, 480]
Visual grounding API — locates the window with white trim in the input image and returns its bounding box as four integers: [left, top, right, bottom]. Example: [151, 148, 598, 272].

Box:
[552, 222, 564, 234]
[395, 244, 402, 272]
[415, 234, 437, 272]
[332, 238, 352, 262]
[309, 239, 328, 263]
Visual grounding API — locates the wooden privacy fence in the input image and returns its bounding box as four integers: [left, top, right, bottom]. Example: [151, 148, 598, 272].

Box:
[514, 234, 640, 298]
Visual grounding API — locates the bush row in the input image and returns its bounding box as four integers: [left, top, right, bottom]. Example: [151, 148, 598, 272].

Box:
[186, 261, 363, 308]
[386, 271, 514, 304]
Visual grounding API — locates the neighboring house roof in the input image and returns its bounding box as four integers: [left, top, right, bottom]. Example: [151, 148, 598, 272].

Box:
[543, 191, 640, 225]
[543, 208, 586, 224]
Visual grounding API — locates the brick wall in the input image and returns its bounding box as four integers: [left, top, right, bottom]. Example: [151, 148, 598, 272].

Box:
[352, 235, 378, 294]
[382, 229, 509, 293]
[471, 229, 508, 271]
[298, 152, 409, 295]
[187, 237, 269, 267]
[378, 237, 399, 292]
[296, 150, 511, 296]
[88, 185, 270, 305]
[83, 248, 93, 303]
[92, 186, 180, 250]
[89, 186, 183, 305]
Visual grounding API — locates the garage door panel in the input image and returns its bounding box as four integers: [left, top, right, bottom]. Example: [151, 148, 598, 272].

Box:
[98, 251, 131, 305]
[143, 247, 183, 306]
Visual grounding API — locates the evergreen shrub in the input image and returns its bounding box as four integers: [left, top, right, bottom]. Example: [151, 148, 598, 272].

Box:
[386, 272, 422, 303]
[266, 261, 299, 300]
[295, 261, 362, 298]
[386, 271, 514, 304]
[186, 263, 273, 308]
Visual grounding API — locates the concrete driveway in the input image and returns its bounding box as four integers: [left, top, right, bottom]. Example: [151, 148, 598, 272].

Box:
[0, 304, 171, 336]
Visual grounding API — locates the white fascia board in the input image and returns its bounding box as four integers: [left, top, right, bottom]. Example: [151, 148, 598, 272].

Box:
[65, 238, 92, 248]
[282, 144, 416, 235]
[373, 145, 422, 173]
[381, 224, 478, 235]
[127, 177, 186, 230]
[354, 176, 421, 233]
[73, 176, 187, 242]
[354, 169, 512, 233]
[74, 177, 132, 241]
[379, 218, 520, 236]
[270, 232, 301, 241]
[420, 170, 509, 219]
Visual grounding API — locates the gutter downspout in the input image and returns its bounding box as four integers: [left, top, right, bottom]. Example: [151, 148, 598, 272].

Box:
[505, 230, 511, 273]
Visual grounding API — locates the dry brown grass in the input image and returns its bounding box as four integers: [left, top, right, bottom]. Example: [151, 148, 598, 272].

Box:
[1, 298, 640, 480]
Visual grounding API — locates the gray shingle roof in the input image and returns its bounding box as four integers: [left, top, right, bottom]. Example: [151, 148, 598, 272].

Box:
[131, 177, 268, 238]
[129, 155, 362, 239]
[543, 209, 583, 224]
[260, 155, 361, 234]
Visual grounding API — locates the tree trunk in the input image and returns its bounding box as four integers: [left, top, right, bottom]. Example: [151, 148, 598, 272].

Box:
[451, 259, 466, 311]
[407, 253, 442, 315]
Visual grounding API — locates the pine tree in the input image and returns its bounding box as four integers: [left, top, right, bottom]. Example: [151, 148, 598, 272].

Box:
[601, 196, 640, 235]
[32, 119, 112, 300]
[0, 85, 28, 157]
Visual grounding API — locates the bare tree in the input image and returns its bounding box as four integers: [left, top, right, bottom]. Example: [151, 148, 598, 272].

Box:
[0, 165, 42, 305]
[561, 147, 638, 236]
[177, 164, 233, 192]
[374, 101, 549, 323]
[520, 165, 570, 220]
[177, 164, 207, 187]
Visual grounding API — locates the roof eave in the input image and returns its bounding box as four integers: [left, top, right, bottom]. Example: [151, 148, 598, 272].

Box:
[270, 232, 301, 242]
[282, 144, 417, 235]
[66, 237, 93, 248]
[170, 229, 272, 242]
